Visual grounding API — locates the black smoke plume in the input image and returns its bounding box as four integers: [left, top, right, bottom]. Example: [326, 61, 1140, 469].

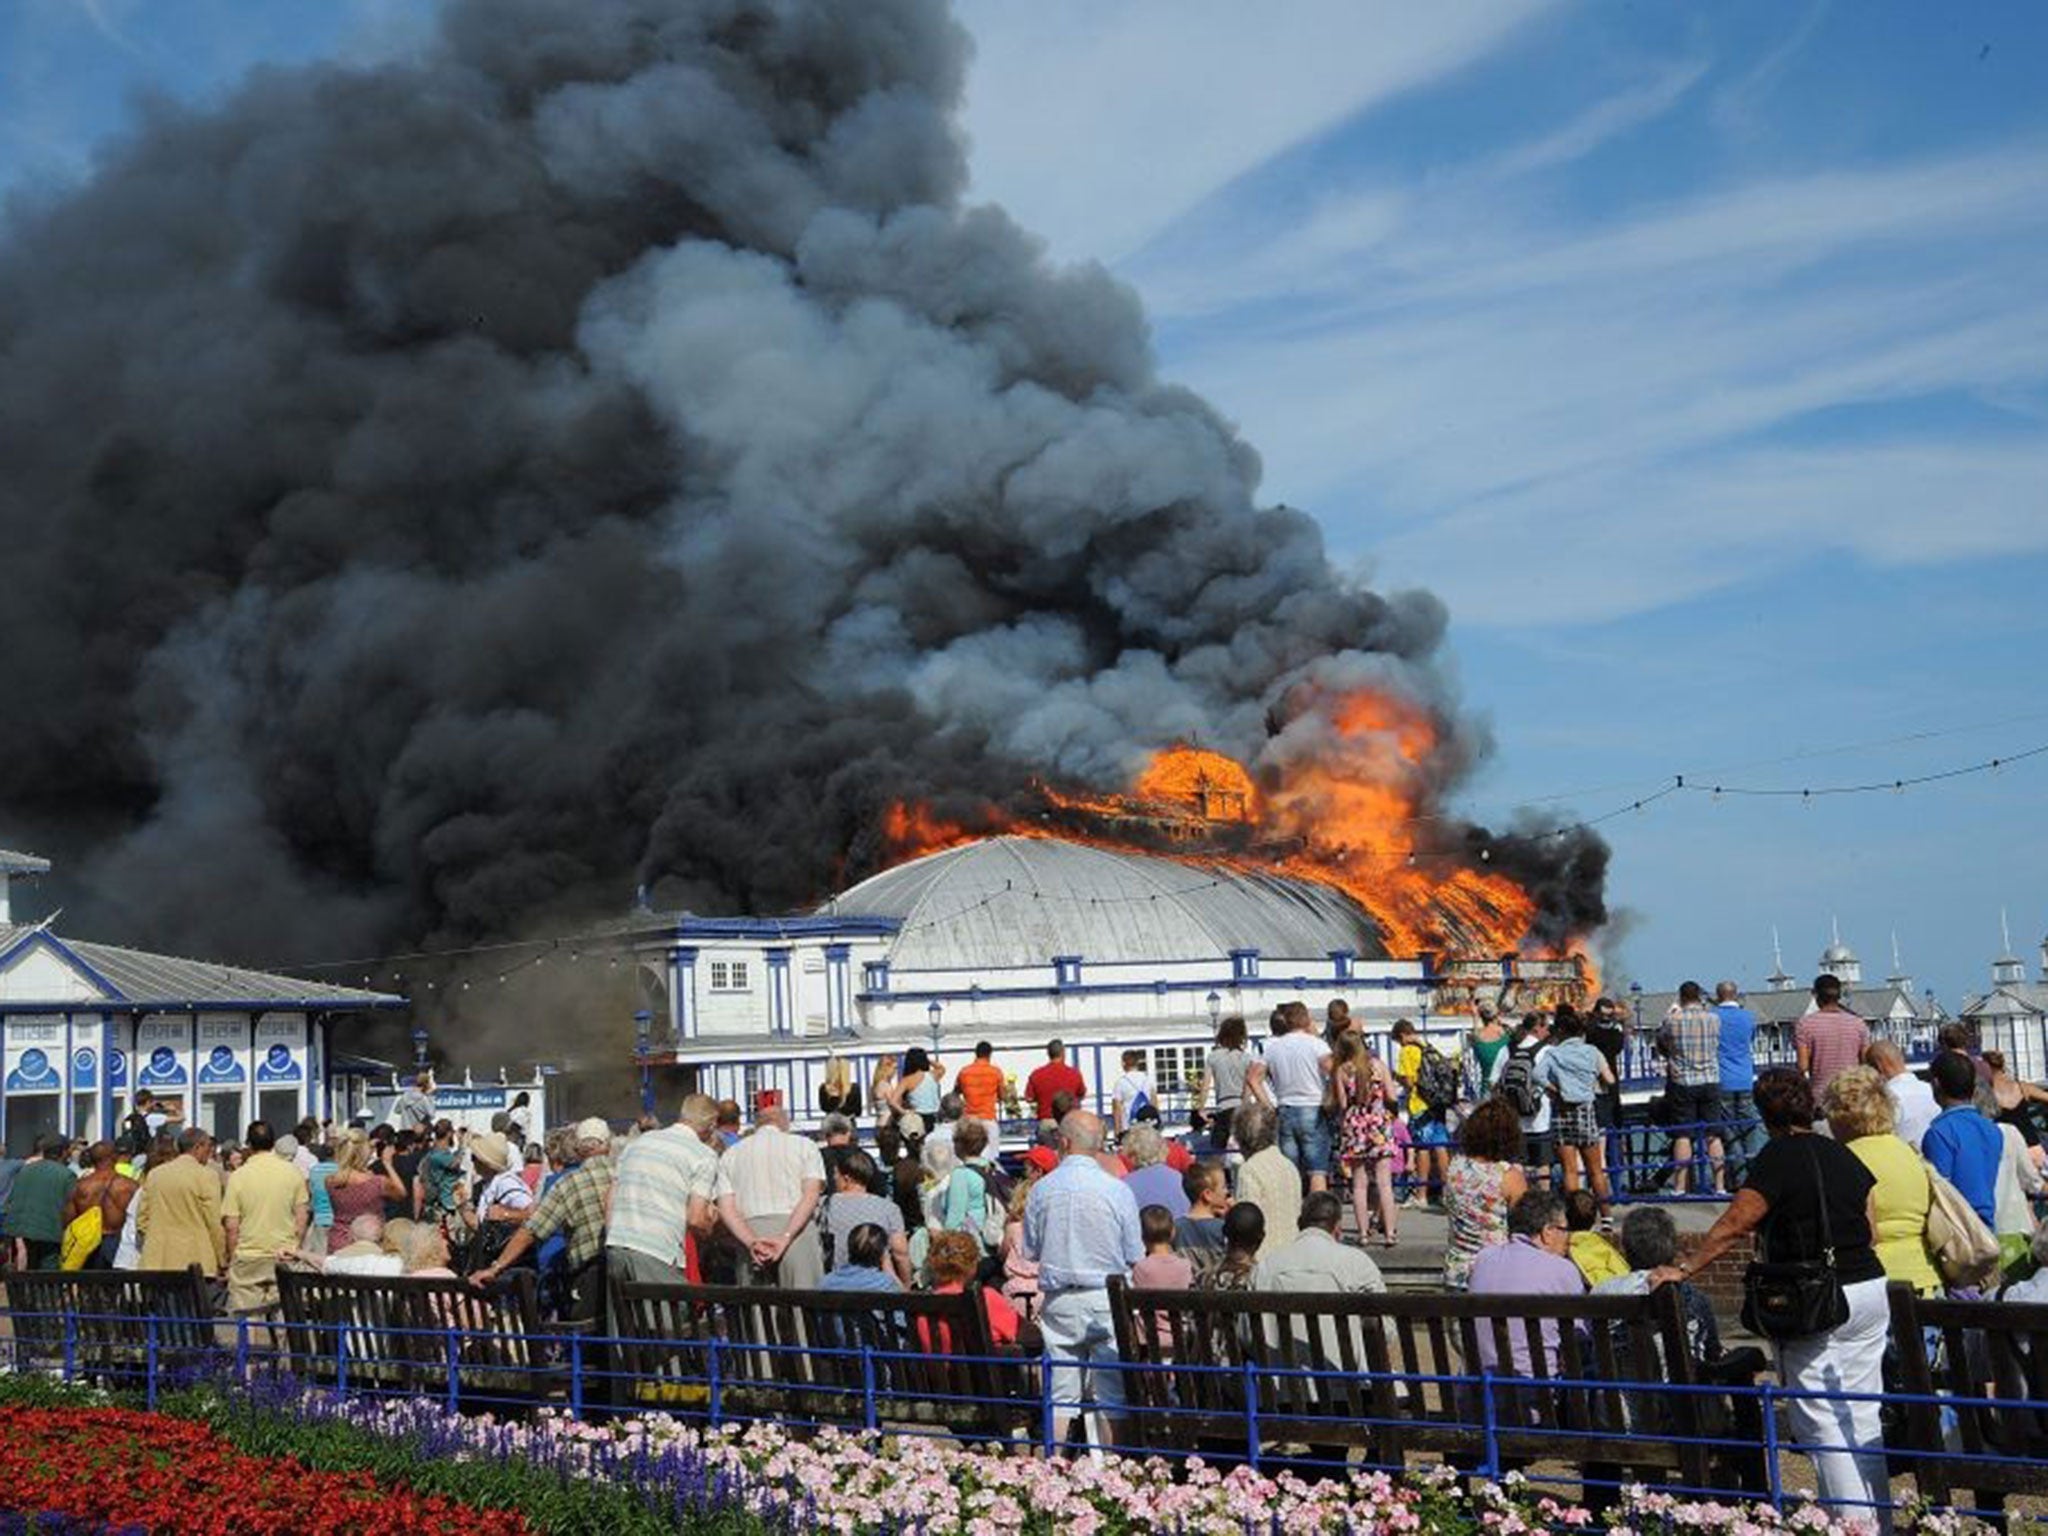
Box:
[0, 0, 1605, 998]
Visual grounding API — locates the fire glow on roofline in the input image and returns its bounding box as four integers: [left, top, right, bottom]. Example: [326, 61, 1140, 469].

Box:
[880, 686, 1600, 1000]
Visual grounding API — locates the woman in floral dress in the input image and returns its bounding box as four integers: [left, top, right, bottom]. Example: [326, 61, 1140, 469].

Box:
[1441, 1097, 1528, 1290]
[1331, 1034, 1400, 1247]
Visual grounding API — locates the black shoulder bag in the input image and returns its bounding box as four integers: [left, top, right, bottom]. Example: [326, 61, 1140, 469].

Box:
[1740, 1136, 1851, 1340]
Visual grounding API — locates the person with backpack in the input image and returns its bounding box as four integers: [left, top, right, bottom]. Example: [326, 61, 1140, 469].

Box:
[1111, 1049, 1155, 1136]
[935, 1118, 1009, 1256]
[58, 1140, 136, 1270]
[1391, 1019, 1460, 1208]
[1499, 1013, 1557, 1190]
[1461, 1004, 1511, 1104]
[119, 1091, 163, 1160]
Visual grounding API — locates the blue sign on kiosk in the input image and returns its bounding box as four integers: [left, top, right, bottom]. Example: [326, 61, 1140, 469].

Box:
[198, 1044, 245, 1085]
[4, 1047, 60, 1093]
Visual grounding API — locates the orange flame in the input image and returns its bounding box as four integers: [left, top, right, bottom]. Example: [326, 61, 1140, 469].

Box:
[1130, 748, 1257, 822]
[880, 801, 981, 858]
[879, 688, 1593, 993]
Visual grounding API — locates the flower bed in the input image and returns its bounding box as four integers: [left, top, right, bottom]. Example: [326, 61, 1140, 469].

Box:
[0, 1402, 534, 1536]
[1, 1374, 1965, 1536]
[227, 1386, 1901, 1536]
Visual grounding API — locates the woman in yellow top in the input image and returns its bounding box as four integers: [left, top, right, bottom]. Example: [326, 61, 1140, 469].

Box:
[1823, 1065, 1940, 1295]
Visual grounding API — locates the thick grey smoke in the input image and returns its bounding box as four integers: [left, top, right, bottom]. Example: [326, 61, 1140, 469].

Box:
[0, 0, 1604, 979]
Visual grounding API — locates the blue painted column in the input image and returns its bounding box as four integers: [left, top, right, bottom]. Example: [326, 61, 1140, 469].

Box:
[63, 1012, 76, 1139]
[824, 944, 853, 1037]
[670, 947, 699, 1042]
[99, 1013, 115, 1143]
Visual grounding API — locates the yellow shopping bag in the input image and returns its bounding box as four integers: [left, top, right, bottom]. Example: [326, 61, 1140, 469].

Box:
[59, 1205, 103, 1271]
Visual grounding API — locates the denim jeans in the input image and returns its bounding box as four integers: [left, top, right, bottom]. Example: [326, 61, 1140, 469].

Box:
[1719, 1089, 1765, 1178]
[1277, 1104, 1333, 1175]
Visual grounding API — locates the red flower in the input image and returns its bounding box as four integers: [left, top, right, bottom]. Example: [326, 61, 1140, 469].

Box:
[0, 1405, 534, 1536]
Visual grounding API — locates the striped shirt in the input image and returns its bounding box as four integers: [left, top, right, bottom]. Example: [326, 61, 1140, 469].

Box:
[606, 1126, 718, 1265]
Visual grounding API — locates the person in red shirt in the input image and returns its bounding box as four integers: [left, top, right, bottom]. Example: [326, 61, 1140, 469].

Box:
[956, 1041, 1005, 1124]
[922, 1230, 1022, 1350]
[1024, 1040, 1085, 1126]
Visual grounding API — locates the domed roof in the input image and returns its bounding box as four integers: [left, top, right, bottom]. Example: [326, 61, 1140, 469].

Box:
[822, 836, 1387, 971]
[1822, 942, 1858, 964]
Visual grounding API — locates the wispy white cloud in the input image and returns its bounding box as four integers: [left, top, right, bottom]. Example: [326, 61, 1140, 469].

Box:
[1711, 0, 1829, 136]
[1127, 59, 1712, 320]
[68, 0, 144, 57]
[1486, 55, 1709, 181]
[1119, 128, 2048, 623]
[952, 0, 1551, 264]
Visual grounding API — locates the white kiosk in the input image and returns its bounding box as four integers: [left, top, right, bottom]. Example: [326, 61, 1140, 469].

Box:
[0, 847, 405, 1150]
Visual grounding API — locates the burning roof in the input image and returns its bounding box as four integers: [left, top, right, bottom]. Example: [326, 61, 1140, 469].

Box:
[880, 685, 1598, 985]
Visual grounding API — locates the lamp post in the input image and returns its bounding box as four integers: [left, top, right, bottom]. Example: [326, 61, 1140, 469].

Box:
[634, 1009, 654, 1116]
[1206, 990, 1221, 1032]
[927, 999, 943, 1059]
[410, 1026, 430, 1070]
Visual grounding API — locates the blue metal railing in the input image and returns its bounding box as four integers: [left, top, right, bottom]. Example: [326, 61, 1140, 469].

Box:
[0, 1296, 2036, 1525]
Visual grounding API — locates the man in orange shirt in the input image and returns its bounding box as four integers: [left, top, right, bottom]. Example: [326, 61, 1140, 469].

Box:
[956, 1040, 1004, 1124]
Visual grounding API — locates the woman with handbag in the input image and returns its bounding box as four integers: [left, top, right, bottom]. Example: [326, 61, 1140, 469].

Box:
[1649, 1067, 1892, 1531]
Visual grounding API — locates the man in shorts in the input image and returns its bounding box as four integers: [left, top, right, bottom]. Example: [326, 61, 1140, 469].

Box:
[1654, 982, 1724, 1195]
[1262, 1002, 1333, 1193]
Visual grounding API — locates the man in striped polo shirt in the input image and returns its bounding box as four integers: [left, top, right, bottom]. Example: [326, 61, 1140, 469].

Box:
[605, 1093, 721, 1339]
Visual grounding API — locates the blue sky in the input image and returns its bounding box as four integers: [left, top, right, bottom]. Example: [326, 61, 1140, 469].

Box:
[7, 0, 2047, 1005]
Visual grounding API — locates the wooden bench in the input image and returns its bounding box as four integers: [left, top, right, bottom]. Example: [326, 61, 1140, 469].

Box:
[276, 1269, 572, 1405]
[1887, 1284, 2048, 1516]
[609, 1280, 1032, 1437]
[1107, 1280, 1724, 1488]
[0, 1266, 217, 1385]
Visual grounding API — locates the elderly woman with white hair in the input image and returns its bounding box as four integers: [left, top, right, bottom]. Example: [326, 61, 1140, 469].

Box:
[1119, 1124, 1188, 1220]
[401, 1221, 457, 1278]
[1230, 1102, 1300, 1261]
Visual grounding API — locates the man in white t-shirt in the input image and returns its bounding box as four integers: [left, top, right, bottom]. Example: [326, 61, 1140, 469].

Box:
[1261, 1000, 1333, 1192]
[715, 1104, 827, 1289]
[1868, 1039, 1938, 1150]
[1111, 1050, 1155, 1135]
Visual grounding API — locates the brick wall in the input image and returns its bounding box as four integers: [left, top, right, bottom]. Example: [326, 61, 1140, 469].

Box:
[1678, 1228, 1756, 1318]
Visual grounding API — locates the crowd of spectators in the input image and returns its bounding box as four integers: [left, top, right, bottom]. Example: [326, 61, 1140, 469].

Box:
[6, 978, 2046, 1532]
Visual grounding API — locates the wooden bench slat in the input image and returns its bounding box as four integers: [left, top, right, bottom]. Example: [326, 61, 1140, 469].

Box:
[610, 1279, 1027, 1437]
[1108, 1283, 1716, 1479]
[1889, 1287, 2048, 1505]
